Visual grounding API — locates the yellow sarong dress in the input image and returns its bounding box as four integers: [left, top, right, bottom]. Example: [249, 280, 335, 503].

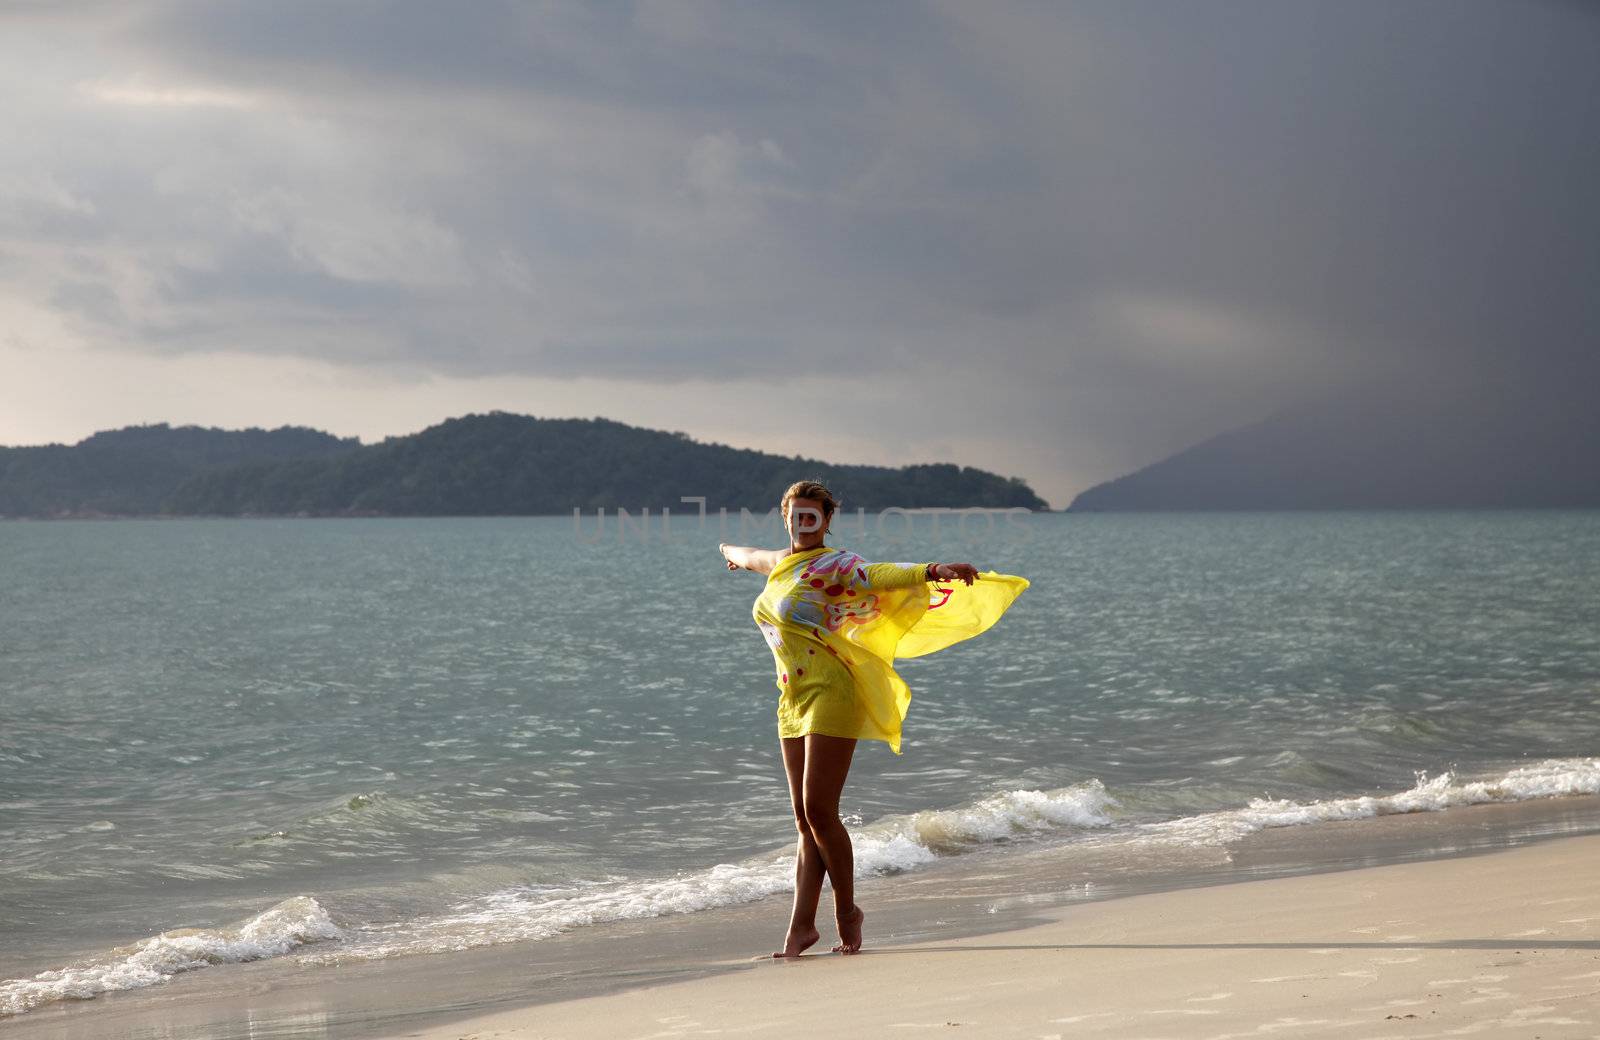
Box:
[751, 546, 1030, 754]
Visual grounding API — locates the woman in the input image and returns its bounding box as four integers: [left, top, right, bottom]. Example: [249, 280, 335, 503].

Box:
[719, 479, 1030, 958]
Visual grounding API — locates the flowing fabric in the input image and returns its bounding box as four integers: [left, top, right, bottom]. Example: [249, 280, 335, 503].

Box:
[750, 546, 1030, 754]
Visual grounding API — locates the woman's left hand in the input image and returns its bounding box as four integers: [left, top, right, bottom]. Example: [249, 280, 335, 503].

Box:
[933, 563, 979, 586]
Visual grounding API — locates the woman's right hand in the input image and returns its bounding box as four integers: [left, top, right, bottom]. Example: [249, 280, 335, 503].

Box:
[720, 543, 782, 574]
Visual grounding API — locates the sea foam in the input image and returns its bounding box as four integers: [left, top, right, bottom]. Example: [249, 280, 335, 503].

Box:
[299, 780, 1118, 963]
[1139, 757, 1600, 847]
[0, 896, 340, 1017]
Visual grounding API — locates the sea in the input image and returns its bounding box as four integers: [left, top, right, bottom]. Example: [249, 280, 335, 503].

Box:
[2, 510, 1598, 1032]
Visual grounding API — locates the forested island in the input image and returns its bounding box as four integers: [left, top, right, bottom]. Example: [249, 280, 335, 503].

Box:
[0, 412, 1049, 518]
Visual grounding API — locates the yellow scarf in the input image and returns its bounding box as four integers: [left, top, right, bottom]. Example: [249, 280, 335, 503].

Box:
[751, 546, 1030, 753]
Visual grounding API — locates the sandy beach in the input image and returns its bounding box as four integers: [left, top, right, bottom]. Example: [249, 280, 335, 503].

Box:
[6, 0, 1600, 1033]
[386, 831, 1600, 1040]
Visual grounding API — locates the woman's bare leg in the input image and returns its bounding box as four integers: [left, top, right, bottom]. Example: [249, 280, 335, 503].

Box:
[798, 733, 864, 954]
[773, 736, 823, 958]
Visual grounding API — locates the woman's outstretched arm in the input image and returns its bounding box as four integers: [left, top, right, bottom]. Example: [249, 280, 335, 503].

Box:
[859, 560, 981, 589]
[720, 543, 787, 575]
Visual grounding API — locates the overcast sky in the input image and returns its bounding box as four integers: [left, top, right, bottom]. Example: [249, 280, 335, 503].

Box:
[2, 1, 1595, 507]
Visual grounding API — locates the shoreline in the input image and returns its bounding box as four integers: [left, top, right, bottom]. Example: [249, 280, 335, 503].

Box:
[394, 827, 1600, 1040]
[6, 794, 1599, 1039]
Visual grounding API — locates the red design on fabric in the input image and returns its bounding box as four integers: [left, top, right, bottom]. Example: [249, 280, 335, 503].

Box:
[823, 596, 880, 630]
[805, 550, 865, 577]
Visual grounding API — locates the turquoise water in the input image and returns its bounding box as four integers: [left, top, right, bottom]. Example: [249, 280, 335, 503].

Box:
[2, 511, 1598, 1015]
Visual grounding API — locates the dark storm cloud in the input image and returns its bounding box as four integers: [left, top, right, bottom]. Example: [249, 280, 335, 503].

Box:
[2, 0, 1596, 496]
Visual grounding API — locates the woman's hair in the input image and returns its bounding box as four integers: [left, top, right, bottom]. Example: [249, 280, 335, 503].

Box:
[781, 478, 839, 522]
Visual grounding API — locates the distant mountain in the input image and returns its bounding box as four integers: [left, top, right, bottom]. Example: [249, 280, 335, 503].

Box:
[0, 423, 360, 518]
[1068, 381, 1600, 511]
[1, 412, 1049, 518]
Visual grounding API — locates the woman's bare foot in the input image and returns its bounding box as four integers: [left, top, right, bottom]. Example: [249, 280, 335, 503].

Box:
[831, 905, 864, 954]
[772, 924, 820, 958]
